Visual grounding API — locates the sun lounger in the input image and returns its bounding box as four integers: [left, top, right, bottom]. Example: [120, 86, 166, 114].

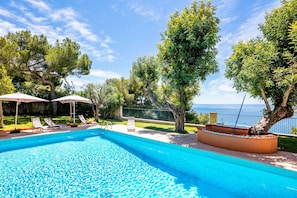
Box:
[78, 115, 97, 125]
[32, 117, 49, 132]
[127, 117, 135, 132]
[44, 118, 66, 128]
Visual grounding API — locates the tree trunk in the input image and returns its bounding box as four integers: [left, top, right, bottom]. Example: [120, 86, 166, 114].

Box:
[250, 105, 294, 135]
[147, 89, 186, 132]
[170, 105, 185, 132]
[166, 99, 186, 132]
[0, 101, 3, 128]
[95, 101, 102, 121]
[49, 84, 57, 115]
[30, 71, 57, 115]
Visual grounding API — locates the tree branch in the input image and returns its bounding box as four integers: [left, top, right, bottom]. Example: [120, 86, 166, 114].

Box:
[281, 84, 295, 107]
[260, 87, 271, 112]
[146, 89, 164, 110]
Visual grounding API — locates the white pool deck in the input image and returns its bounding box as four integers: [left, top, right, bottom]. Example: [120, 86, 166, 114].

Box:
[1, 124, 297, 172]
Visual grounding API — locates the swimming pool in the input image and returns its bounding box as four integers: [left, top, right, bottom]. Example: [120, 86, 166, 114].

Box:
[0, 129, 296, 197]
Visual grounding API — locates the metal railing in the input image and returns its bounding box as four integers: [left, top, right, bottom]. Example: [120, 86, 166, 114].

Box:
[218, 114, 297, 135]
[123, 107, 174, 121]
[122, 107, 297, 135]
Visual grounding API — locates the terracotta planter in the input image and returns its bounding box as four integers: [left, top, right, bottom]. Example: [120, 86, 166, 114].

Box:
[197, 126, 278, 154]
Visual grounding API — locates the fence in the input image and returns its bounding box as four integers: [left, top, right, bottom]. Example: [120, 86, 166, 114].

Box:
[122, 107, 174, 121]
[122, 107, 297, 135]
[218, 114, 297, 135]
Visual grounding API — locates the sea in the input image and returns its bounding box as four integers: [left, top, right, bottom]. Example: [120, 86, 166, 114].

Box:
[193, 104, 297, 134]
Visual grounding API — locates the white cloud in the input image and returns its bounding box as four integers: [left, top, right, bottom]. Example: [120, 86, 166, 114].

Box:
[236, 1, 281, 42]
[216, 0, 238, 11]
[23, 0, 50, 12]
[0, 0, 115, 65]
[80, 42, 115, 62]
[128, 2, 161, 21]
[0, 7, 14, 18]
[0, 19, 20, 35]
[194, 77, 261, 104]
[50, 7, 76, 21]
[90, 69, 121, 79]
[220, 16, 237, 24]
[24, 12, 47, 23]
[210, 78, 235, 92]
[49, 7, 98, 42]
[66, 69, 122, 90]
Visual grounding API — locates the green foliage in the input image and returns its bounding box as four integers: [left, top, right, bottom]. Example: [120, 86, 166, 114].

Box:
[197, 113, 209, 124]
[291, 127, 297, 135]
[158, 0, 220, 109]
[100, 92, 124, 119]
[84, 81, 125, 119]
[226, 0, 297, 107]
[0, 30, 92, 100]
[186, 110, 199, 123]
[46, 38, 92, 77]
[107, 77, 134, 106]
[186, 110, 209, 124]
[131, 55, 161, 107]
[0, 64, 15, 94]
[278, 136, 297, 153]
[225, 0, 297, 133]
[132, 1, 220, 131]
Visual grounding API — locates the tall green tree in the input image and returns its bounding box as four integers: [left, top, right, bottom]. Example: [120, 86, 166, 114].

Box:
[107, 77, 134, 106]
[0, 30, 92, 114]
[83, 80, 125, 120]
[131, 55, 161, 108]
[225, 0, 297, 134]
[84, 83, 113, 121]
[0, 64, 15, 127]
[132, 1, 220, 132]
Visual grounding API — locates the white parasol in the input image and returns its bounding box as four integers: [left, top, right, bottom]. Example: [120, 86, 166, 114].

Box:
[52, 94, 92, 123]
[0, 92, 49, 130]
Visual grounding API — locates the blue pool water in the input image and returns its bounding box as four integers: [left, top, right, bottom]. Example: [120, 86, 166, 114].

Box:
[0, 129, 296, 197]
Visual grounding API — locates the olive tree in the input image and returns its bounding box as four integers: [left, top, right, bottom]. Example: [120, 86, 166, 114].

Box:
[225, 0, 297, 134]
[132, 1, 220, 132]
[84, 80, 125, 120]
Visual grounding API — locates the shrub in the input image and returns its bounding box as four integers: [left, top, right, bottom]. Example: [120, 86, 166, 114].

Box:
[291, 127, 297, 135]
[186, 111, 209, 124]
[197, 113, 209, 125]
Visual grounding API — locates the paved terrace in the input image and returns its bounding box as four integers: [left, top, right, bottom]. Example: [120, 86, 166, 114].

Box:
[1, 124, 296, 172]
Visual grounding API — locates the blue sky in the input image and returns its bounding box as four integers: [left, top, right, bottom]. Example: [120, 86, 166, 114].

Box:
[0, 0, 281, 104]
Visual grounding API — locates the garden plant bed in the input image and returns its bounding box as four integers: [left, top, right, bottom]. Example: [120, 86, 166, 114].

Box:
[197, 124, 278, 154]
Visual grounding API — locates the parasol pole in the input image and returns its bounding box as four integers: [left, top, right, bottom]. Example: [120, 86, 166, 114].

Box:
[73, 101, 76, 123]
[14, 100, 19, 130]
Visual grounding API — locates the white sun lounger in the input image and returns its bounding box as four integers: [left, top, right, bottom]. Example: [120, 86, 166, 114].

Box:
[127, 117, 135, 132]
[32, 117, 49, 132]
[44, 118, 66, 128]
[78, 115, 97, 125]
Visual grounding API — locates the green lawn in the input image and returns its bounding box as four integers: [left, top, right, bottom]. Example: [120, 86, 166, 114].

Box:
[112, 119, 197, 133]
[1, 116, 296, 153]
